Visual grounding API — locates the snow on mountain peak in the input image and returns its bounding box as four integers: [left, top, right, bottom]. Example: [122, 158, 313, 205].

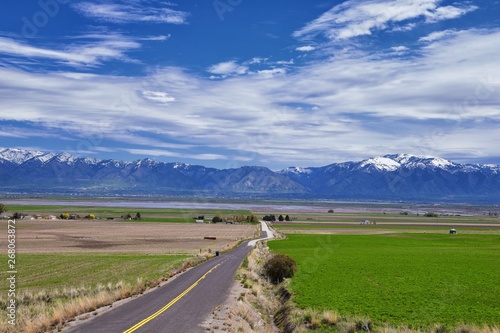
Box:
[359, 156, 401, 171]
[173, 162, 188, 169]
[35, 152, 57, 163]
[56, 152, 77, 164]
[0, 148, 45, 164]
[427, 157, 453, 168]
[280, 166, 312, 174]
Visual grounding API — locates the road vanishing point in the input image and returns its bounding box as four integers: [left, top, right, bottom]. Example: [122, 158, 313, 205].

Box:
[64, 221, 274, 333]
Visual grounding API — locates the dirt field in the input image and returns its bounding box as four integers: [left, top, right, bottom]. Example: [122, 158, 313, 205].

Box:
[17, 219, 259, 254]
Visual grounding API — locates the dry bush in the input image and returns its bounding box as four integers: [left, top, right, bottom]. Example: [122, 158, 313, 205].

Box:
[321, 309, 339, 326]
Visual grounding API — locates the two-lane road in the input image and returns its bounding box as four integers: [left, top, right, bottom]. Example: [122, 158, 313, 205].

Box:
[64, 221, 273, 333]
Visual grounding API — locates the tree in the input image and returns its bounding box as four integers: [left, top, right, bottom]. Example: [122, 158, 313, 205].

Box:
[135, 212, 141, 220]
[264, 254, 297, 284]
[328, 209, 334, 213]
[212, 216, 222, 223]
[0, 203, 7, 214]
[285, 215, 290, 221]
[60, 213, 70, 220]
[278, 215, 284, 222]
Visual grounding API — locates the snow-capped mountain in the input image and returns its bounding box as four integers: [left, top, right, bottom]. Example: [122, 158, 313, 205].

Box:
[280, 153, 500, 201]
[0, 148, 46, 164]
[0, 148, 305, 196]
[1, 148, 499, 202]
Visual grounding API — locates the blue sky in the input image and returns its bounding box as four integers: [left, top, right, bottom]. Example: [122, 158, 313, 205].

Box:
[0, 0, 499, 170]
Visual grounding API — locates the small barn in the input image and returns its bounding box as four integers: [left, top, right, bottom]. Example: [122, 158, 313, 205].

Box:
[449, 228, 457, 234]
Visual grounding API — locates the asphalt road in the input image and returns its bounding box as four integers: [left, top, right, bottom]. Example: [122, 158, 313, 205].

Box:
[64, 222, 273, 333]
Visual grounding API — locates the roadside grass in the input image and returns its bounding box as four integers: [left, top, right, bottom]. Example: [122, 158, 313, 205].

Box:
[268, 233, 500, 330]
[0, 253, 192, 332]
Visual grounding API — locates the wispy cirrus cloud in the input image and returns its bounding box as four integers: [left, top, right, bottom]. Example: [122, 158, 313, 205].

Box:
[294, 0, 478, 40]
[73, 1, 189, 24]
[0, 34, 140, 68]
[419, 29, 457, 42]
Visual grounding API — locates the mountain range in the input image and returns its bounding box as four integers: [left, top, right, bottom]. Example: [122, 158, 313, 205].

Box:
[1, 148, 499, 202]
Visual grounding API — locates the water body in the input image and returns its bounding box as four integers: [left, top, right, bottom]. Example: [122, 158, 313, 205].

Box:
[2, 198, 332, 213]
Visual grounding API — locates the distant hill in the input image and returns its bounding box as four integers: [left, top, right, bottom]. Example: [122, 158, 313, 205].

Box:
[1, 148, 499, 202]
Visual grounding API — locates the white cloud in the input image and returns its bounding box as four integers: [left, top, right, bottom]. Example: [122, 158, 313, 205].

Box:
[425, 5, 477, 23]
[142, 91, 176, 103]
[1, 29, 499, 168]
[122, 148, 226, 160]
[0, 35, 140, 67]
[207, 60, 249, 76]
[419, 29, 456, 42]
[391, 45, 409, 52]
[73, 1, 189, 24]
[276, 59, 294, 65]
[296, 45, 316, 52]
[255, 68, 286, 78]
[139, 35, 171, 41]
[293, 0, 478, 41]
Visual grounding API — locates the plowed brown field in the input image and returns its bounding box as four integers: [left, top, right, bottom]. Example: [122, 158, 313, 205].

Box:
[17, 219, 258, 254]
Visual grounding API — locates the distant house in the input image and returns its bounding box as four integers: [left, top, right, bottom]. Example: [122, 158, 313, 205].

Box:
[449, 228, 457, 234]
[360, 220, 371, 225]
[0, 214, 9, 219]
[195, 219, 205, 223]
[69, 214, 80, 220]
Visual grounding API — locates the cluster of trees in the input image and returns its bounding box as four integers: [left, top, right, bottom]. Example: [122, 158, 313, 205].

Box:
[122, 212, 142, 220]
[0, 203, 6, 214]
[424, 212, 439, 217]
[211, 213, 259, 223]
[263, 214, 291, 221]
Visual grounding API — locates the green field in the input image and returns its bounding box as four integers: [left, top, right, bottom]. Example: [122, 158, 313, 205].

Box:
[268, 233, 500, 329]
[2, 253, 190, 294]
[5, 204, 252, 222]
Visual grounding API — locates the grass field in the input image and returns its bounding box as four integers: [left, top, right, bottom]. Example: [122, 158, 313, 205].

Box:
[4, 204, 252, 222]
[268, 233, 500, 329]
[9, 253, 189, 293]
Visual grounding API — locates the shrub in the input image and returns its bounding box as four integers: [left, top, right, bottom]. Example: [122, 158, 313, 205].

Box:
[263, 254, 297, 284]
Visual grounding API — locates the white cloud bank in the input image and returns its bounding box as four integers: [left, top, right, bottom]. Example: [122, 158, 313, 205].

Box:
[294, 0, 478, 40]
[1, 28, 499, 167]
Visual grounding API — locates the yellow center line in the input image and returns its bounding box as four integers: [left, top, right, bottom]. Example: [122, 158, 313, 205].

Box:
[123, 263, 221, 333]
